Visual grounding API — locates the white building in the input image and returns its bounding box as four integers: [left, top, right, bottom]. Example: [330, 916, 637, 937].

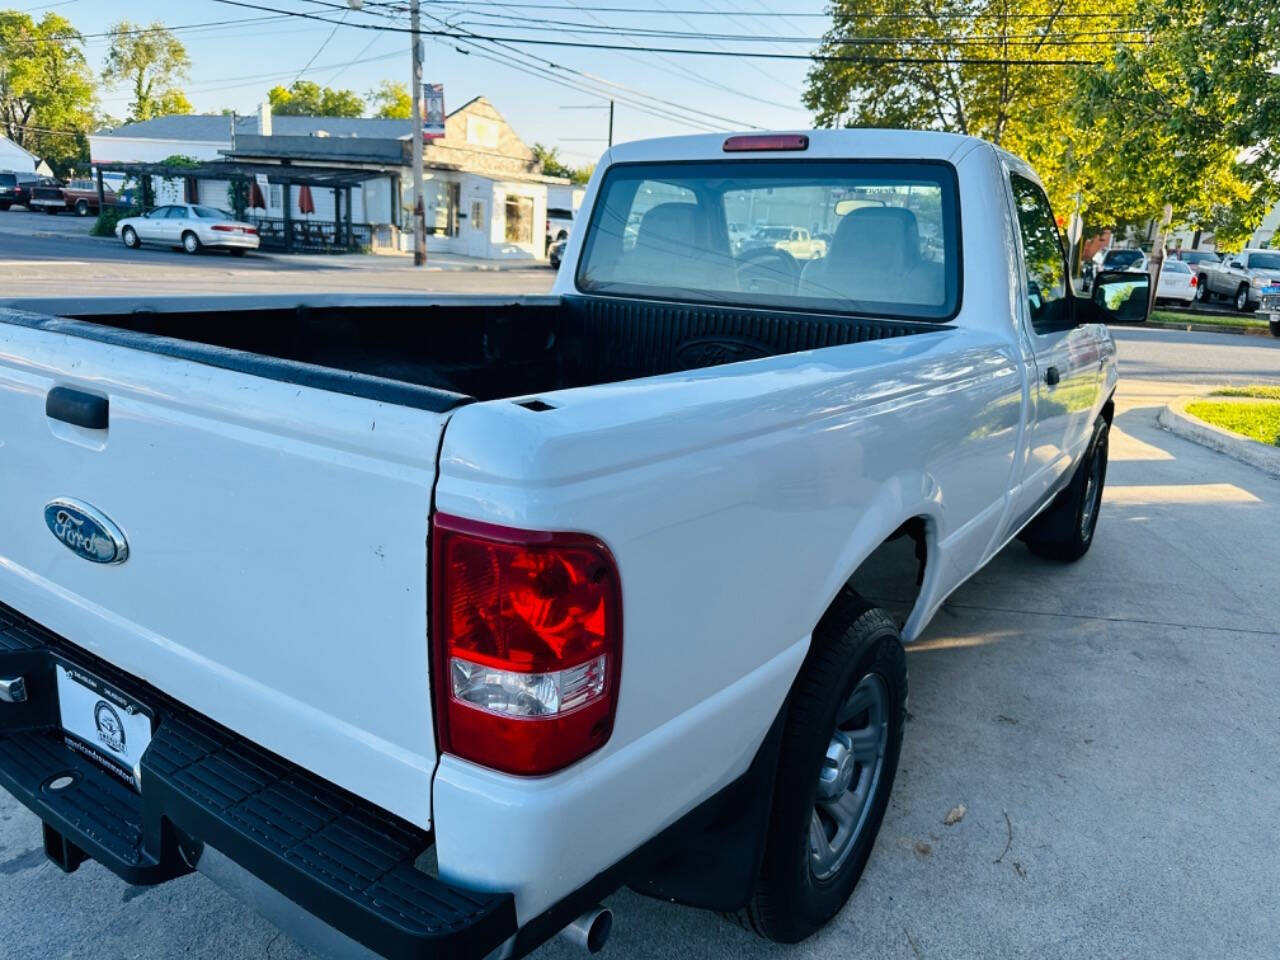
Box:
[0, 135, 49, 175]
[89, 98, 567, 260]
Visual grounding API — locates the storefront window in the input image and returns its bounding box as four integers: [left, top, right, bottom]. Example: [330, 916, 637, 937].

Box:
[504, 194, 534, 244]
[425, 179, 461, 237]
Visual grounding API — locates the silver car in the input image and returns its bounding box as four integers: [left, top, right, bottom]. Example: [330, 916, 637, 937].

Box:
[117, 204, 260, 255]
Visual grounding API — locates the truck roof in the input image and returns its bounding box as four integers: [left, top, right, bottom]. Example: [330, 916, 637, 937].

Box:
[604, 128, 988, 165]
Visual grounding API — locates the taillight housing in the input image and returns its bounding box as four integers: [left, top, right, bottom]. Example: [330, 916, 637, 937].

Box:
[431, 513, 622, 775]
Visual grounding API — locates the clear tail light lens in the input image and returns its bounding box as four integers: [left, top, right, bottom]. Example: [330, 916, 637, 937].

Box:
[431, 514, 622, 775]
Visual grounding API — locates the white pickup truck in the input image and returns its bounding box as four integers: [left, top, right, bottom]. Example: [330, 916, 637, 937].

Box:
[0, 130, 1137, 960]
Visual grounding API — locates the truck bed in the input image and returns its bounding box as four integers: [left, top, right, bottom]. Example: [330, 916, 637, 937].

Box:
[3, 294, 940, 407]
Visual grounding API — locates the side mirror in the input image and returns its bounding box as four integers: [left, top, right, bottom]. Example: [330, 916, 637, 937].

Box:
[1084, 270, 1151, 325]
[1230, 260, 1244, 269]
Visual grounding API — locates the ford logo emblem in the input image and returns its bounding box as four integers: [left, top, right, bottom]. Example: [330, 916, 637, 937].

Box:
[44, 499, 129, 565]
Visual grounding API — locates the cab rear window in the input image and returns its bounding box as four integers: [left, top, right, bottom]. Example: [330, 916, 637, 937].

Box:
[576, 160, 961, 321]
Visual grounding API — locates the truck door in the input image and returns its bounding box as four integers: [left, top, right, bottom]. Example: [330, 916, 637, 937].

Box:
[1007, 173, 1101, 527]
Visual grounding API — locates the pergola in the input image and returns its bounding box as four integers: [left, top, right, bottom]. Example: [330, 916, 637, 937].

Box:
[92, 160, 391, 252]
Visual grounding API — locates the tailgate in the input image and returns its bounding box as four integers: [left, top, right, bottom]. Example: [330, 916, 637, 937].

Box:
[0, 319, 449, 827]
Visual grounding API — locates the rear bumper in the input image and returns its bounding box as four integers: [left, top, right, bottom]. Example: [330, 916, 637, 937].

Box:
[0, 601, 516, 960]
[202, 233, 260, 249]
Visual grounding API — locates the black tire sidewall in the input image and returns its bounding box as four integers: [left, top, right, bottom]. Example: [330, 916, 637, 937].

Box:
[754, 605, 906, 941]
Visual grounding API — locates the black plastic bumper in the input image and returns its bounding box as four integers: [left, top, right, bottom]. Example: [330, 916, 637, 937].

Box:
[0, 602, 516, 960]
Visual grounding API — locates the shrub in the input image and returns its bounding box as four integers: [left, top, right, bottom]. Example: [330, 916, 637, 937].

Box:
[91, 204, 141, 238]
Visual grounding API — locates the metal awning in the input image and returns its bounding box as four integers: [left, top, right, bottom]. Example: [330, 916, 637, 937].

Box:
[93, 160, 385, 188]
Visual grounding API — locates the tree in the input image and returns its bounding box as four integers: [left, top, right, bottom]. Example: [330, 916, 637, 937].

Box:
[804, 0, 1136, 220]
[369, 80, 411, 119]
[102, 20, 192, 123]
[1073, 0, 1280, 250]
[267, 81, 364, 117]
[532, 142, 576, 179]
[0, 11, 96, 176]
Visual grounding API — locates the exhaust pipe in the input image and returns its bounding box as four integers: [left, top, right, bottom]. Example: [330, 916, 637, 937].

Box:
[558, 905, 613, 954]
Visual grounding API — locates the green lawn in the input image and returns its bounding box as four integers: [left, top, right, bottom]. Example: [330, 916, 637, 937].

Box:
[1150, 310, 1268, 328]
[1212, 385, 1280, 400]
[1185, 399, 1280, 446]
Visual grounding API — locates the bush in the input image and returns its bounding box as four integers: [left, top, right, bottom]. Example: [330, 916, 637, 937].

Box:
[91, 204, 141, 238]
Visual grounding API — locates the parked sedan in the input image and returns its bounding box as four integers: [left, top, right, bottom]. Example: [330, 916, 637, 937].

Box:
[117, 204, 260, 255]
[1155, 258, 1197, 305]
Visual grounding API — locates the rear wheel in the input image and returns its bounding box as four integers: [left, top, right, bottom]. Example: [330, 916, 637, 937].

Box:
[741, 592, 906, 943]
[74, 199, 90, 217]
[1197, 276, 1211, 301]
[182, 231, 201, 255]
[121, 226, 140, 249]
[1270, 321, 1280, 339]
[1235, 285, 1252, 312]
[1024, 414, 1110, 562]
[0, 202, 9, 212]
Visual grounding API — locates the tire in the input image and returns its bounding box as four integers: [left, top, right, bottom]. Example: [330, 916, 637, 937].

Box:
[741, 592, 907, 943]
[1235, 285, 1252, 313]
[182, 231, 201, 255]
[1024, 414, 1110, 563]
[1197, 277, 1210, 301]
[1270, 321, 1280, 339]
[228, 247, 247, 257]
[74, 199, 90, 217]
[121, 226, 140, 249]
[0, 202, 9, 212]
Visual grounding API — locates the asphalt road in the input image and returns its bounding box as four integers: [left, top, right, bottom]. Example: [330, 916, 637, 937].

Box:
[0, 212, 555, 296]
[1, 258, 1279, 958]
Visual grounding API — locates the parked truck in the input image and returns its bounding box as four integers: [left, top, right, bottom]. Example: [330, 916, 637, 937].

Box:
[1195, 247, 1280, 312]
[28, 178, 116, 216]
[0, 130, 1139, 960]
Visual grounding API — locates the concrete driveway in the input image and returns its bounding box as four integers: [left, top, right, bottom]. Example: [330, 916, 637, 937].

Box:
[1, 359, 1278, 958]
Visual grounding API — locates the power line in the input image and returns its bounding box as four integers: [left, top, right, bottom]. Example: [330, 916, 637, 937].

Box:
[291, 8, 351, 84]
[400, 0, 1129, 18]
[206, 1, 1106, 65]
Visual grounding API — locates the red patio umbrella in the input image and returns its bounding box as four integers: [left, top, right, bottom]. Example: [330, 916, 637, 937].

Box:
[248, 180, 266, 209]
[298, 184, 316, 216]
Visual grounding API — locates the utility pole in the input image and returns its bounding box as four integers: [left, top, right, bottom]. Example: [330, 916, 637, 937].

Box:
[559, 100, 614, 150]
[608, 100, 614, 147]
[410, 0, 426, 266]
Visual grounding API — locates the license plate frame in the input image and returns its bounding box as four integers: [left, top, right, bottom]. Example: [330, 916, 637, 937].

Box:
[54, 660, 155, 791]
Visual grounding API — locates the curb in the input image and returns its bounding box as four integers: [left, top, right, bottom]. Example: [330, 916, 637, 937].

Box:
[1146, 320, 1272, 338]
[1158, 396, 1280, 479]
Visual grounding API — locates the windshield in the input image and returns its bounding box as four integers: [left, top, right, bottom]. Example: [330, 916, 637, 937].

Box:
[1162, 260, 1190, 273]
[1105, 250, 1144, 266]
[1180, 251, 1217, 264]
[0, 174, 15, 186]
[576, 160, 961, 321]
[1249, 253, 1280, 270]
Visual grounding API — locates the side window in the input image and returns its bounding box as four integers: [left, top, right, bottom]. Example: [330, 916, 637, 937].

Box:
[167, 206, 189, 219]
[1010, 174, 1070, 335]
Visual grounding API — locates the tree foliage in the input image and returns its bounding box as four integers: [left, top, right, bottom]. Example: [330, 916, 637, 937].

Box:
[805, 0, 1280, 249]
[0, 11, 95, 176]
[268, 81, 364, 117]
[102, 20, 192, 123]
[369, 80, 411, 119]
[1074, 0, 1280, 251]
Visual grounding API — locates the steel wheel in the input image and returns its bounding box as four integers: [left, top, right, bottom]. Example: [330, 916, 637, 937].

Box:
[809, 673, 889, 881]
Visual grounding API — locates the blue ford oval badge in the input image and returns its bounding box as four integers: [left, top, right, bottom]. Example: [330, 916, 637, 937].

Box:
[44, 499, 129, 565]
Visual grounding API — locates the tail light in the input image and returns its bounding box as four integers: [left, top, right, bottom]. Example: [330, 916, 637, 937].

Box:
[723, 134, 809, 152]
[1190, 275, 1198, 286]
[211, 224, 241, 233]
[245, 226, 259, 236]
[431, 513, 622, 775]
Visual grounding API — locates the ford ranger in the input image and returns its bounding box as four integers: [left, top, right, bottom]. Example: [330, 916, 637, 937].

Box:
[0, 130, 1139, 959]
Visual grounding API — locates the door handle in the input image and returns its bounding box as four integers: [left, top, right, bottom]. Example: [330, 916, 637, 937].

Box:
[46, 386, 108, 429]
[1044, 366, 1060, 387]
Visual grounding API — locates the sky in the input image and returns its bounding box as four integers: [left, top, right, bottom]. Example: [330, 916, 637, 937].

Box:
[43, 0, 833, 166]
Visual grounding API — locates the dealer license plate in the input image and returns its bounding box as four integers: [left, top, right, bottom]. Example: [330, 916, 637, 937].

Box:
[55, 662, 154, 791]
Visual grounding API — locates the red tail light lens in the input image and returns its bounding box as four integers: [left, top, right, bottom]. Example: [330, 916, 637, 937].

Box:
[211, 224, 240, 232]
[431, 514, 622, 775]
[1190, 275, 1198, 286]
